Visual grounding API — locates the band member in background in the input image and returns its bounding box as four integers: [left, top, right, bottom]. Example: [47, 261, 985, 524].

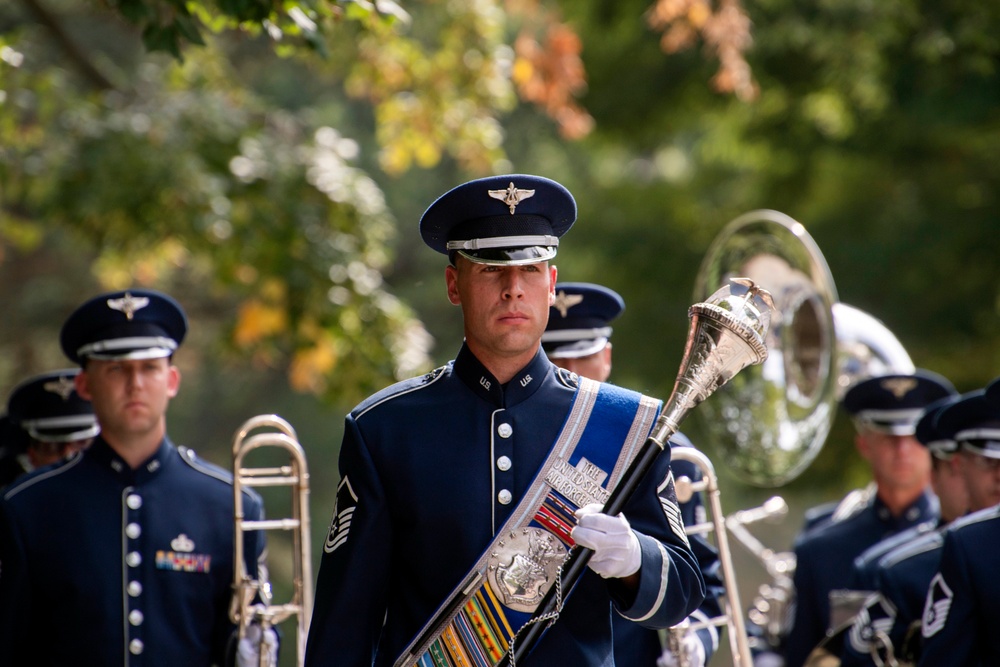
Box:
[783, 370, 956, 667]
[917, 376, 1000, 666]
[0, 368, 99, 488]
[542, 281, 723, 667]
[835, 394, 964, 665]
[305, 174, 705, 666]
[0, 288, 274, 666]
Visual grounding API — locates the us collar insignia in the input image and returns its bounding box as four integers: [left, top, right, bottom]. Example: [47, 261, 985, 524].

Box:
[488, 182, 536, 214]
[43, 375, 76, 401]
[552, 290, 584, 318]
[881, 377, 918, 399]
[106, 292, 150, 320]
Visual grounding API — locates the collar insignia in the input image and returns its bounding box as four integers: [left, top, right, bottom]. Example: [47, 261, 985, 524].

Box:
[552, 290, 584, 318]
[881, 377, 918, 399]
[106, 292, 149, 320]
[488, 182, 536, 214]
[170, 534, 195, 552]
[43, 375, 76, 401]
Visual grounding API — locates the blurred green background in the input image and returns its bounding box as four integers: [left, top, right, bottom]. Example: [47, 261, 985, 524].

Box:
[3, 0, 999, 663]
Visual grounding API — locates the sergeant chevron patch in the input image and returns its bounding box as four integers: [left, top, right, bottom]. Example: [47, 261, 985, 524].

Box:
[324, 476, 358, 554]
[921, 573, 953, 637]
[658, 472, 689, 547]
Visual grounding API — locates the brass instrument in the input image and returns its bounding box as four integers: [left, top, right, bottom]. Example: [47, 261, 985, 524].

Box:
[683, 210, 917, 663]
[670, 446, 754, 667]
[231, 414, 314, 667]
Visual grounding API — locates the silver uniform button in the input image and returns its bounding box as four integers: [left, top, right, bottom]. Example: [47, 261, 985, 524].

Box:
[126, 551, 142, 567]
[129, 610, 144, 626]
[128, 581, 143, 597]
[498, 489, 512, 505]
[125, 522, 141, 539]
[126, 494, 142, 510]
[129, 639, 144, 655]
[497, 456, 512, 471]
[906, 507, 919, 521]
[497, 423, 513, 438]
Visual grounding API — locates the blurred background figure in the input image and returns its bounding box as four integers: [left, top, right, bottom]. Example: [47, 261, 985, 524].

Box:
[0, 368, 99, 488]
[784, 370, 956, 667]
[543, 281, 724, 667]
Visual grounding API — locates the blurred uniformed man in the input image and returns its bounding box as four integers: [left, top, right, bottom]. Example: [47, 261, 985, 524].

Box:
[305, 175, 705, 667]
[918, 376, 1000, 667]
[0, 288, 272, 666]
[0, 368, 99, 488]
[837, 394, 965, 666]
[542, 281, 723, 667]
[783, 370, 955, 667]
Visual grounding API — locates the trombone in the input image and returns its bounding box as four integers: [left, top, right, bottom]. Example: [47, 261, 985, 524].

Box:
[669, 446, 754, 667]
[231, 414, 314, 667]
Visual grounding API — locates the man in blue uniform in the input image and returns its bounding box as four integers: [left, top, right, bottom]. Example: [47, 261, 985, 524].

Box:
[837, 394, 966, 666]
[542, 281, 723, 667]
[304, 175, 705, 667]
[782, 370, 954, 667]
[0, 288, 272, 666]
[918, 376, 1000, 667]
[0, 368, 100, 488]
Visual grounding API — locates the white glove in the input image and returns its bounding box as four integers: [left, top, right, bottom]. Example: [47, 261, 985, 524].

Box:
[571, 503, 642, 579]
[657, 627, 707, 667]
[237, 622, 279, 667]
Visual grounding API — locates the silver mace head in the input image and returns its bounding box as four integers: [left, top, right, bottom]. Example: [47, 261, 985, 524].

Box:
[651, 278, 773, 444]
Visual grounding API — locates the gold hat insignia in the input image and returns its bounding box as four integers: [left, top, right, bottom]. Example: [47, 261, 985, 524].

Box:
[488, 182, 536, 214]
[881, 377, 918, 399]
[552, 290, 584, 318]
[106, 292, 150, 321]
[43, 375, 76, 401]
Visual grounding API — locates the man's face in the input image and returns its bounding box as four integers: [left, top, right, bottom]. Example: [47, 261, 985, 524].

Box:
[446, 257, 556, 365]
[26, 436, 94, 469]
[958, 449, 1000, 512]
[76, 357, 179, 442]
[550, 344, 613, 383]
[856, 430, 932, 494]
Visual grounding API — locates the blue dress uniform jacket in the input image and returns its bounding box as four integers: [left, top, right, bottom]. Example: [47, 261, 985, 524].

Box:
[918, 505, 1000, 667]
[612, 438, 724, 666]
[783, 491, 937, 667]
[840, 528, 945, 667]
[0, 437, 265, 667]
[304, 345, 705, 667]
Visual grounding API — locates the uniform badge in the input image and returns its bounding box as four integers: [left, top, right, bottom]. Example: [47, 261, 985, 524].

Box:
[921, 572, 953, 637]
[487, 527, 567, 612]
[487, 182, 535, 214]
[848, 593, 896, 655]
[156, 534, 211, 572]
[552, 290, 584, 318]
[881, 377, 918, 399]
[43, 375, 76, 401]
[658, 471, 689, 547]
[324, 476, 358, 554]
[106, 292, 150, 320]
[545, 457, 610, 508]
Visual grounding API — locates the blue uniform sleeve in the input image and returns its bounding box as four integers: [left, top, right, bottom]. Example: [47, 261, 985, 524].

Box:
[612, 450, 706, 630]
[917, 532, 980, 667]
[0, 499, 31, 664]
[305, 415, 392, 667]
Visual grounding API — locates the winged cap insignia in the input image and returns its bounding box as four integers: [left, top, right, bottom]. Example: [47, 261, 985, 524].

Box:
[881, 377, 918, 399]
[552, 290, 584, 318]
[488, 182, 536, 214]
[106, 292, 150, 321]
[43, 375, 77, 401]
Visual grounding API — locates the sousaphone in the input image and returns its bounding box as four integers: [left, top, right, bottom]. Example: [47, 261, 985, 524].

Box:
[692, 210, 839, 486]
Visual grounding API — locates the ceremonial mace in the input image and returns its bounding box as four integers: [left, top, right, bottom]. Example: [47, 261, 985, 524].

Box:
[500, 278, 774, 666]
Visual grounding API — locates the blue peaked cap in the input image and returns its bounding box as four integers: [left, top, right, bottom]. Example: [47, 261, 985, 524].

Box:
[420, 174, 576, 265]
[934, 388, 1000, 459]
[842, 369, 956, 435]
[542, 282, 625, 359]
[60, 289, 188, 365]
[6, 369, 99, 443]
